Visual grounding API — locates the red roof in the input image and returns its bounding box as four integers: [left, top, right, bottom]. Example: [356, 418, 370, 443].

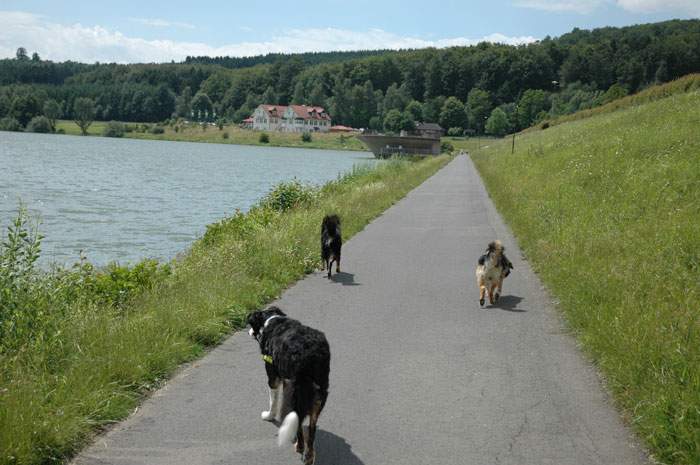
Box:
[329, 125, 355, 132]
[257, 104, 330, 121]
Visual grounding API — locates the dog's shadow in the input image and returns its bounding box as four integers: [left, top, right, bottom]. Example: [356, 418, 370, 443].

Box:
[315, 430, 365, 465]
[330, 271, 360, 286]
[487, 295, 525, 312]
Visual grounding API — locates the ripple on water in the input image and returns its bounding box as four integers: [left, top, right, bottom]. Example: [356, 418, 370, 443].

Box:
[1, 132, 375, 267]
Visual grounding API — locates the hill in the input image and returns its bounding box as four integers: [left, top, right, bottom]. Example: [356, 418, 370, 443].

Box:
[469, 83, 700, 465]
[1, 19, 699, 133]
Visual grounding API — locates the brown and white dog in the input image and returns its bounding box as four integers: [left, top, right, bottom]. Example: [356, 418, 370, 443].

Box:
[475, 240, 514, 306]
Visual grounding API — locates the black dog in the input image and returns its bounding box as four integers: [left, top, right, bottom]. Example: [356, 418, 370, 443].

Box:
[248, 306, 330, 465]
[321, 214, 342, 278]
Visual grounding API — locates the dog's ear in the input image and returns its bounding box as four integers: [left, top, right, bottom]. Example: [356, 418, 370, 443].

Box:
[266, 306, 287, 317]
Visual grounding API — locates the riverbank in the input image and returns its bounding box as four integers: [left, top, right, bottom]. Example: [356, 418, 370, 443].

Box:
[54, 120, 368, 152]
[470, 89, 700, 464]
[0, 155, 450, 465]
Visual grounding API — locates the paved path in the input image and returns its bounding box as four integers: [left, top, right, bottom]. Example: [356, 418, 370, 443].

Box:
[75, 156, 648, 465]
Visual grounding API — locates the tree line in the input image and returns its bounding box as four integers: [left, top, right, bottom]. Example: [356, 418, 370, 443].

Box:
[1, 19, 699, 136]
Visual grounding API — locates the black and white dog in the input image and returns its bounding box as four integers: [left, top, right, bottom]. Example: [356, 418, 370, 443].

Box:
[247, 306, 330, 465]
[321, 214, 342, 278]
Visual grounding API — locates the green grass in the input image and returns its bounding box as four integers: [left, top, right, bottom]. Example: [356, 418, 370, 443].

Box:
[470, 89, 700, 464]
[54, 120, 367, 152]
[0, 155, 450, 465]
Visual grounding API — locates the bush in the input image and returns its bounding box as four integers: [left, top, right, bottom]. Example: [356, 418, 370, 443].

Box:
[259, 179, 318, 212]
[440, 141, 455, 154]
[149, 126, 165, 134]
[222, 131, 229, 139]
[301, 132, 312, 143]
[56, 128, 65, 134]
[0, 116, 22, 131]
[259, 132, 270, 143]
[103, 121, 125, 138]
[26, 116, 52, 133]
[447, 127, 464, 137]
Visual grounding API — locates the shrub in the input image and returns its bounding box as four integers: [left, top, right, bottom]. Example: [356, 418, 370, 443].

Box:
[259, 179, 318, 212]
[301, 132, 312, 142]
[174, 125, 179, 133]
[26, 116, 52, 133]
[149, 126, 165, 134]
[0, 116, 22, 131]
[541, 121, 550, 130]
[56, 128, 65, 134]
[222, 131, 229, 139]
[440, 141, 455, 154]
[92, 260, 171, 308]
[259, 132, 270, 143]
[447, 127, 464, 137]
[103, 121, 125, 138]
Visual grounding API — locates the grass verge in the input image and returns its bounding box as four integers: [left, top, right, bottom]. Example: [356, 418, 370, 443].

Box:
[0, 155, 450, 465]
[53, 120, 367, 152]
[470, 89, 699, 464]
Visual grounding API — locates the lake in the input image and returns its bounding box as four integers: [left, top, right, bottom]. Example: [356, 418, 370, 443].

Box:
[0, 132, 374, 267]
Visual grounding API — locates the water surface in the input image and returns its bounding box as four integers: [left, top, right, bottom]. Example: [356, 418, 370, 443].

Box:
[0, 132, 373, 266]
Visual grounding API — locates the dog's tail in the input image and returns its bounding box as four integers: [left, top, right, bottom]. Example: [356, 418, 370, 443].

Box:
[277, 376, 319, 446]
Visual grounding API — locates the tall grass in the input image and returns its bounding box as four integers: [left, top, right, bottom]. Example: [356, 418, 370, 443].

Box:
[470, 89, 700, 464]
[0, 156, 449, 465]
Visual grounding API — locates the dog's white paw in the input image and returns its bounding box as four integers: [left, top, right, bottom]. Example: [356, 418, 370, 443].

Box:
[261, 410, 276, 421]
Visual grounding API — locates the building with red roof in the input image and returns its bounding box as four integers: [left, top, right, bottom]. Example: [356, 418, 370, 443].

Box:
[251, 104, 332, 132]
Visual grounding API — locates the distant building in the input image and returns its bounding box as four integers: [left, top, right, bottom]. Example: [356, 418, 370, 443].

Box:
[251, 104, 332, 132]
[414, 122, 444, 139]
[240, 117, 254, 129]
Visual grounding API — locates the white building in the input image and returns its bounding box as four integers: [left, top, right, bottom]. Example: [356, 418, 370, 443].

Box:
[251, 104, 332, 132]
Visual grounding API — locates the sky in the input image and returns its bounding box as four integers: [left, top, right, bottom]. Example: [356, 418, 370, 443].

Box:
[0, 0, 698, 63]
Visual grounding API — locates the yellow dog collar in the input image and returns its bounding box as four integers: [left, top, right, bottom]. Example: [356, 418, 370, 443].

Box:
[262, 355, 273, 364]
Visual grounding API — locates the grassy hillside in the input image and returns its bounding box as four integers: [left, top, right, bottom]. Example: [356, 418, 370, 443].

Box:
[54, 120, 367, 151]
[0, 156, 449, 465]
[470, 90, 700, 464]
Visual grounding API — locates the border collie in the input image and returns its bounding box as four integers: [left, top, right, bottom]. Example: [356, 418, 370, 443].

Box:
[475, 240, 514, 306]
[321, 215, 342, 278]
[247, 306, 330, 465]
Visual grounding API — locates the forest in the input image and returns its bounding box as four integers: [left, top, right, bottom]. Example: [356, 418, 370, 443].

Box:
[1, 19, 699, 135]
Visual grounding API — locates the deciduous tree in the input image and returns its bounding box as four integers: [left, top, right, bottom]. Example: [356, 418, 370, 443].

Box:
[73, 97, 96, 135]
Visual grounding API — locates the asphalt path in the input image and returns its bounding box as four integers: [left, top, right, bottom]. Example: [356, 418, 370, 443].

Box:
[75, 155, 648, 465]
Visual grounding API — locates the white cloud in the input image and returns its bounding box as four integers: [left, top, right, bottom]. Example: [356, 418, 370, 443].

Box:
[514, 0, 605, 14]
[515, 0, 700, 15]
[0, 11, 537, 64]
[129, 17, 195, 29]
[616, 0, 700, 15]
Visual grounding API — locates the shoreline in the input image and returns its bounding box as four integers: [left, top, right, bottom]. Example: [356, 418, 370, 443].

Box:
[51, 120, 370, 152]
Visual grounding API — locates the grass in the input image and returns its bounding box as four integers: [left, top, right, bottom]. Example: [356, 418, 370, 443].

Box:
[532, 73, 700, 132]
[54, 120, 367, 152]
[0, 155, 450, 465]
[469, 89, 700, 464]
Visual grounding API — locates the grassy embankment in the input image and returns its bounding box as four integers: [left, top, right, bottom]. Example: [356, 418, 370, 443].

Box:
[469, 86, 699, 464]
[0, 155, 449, 465]
[54, 120, 367, 151]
